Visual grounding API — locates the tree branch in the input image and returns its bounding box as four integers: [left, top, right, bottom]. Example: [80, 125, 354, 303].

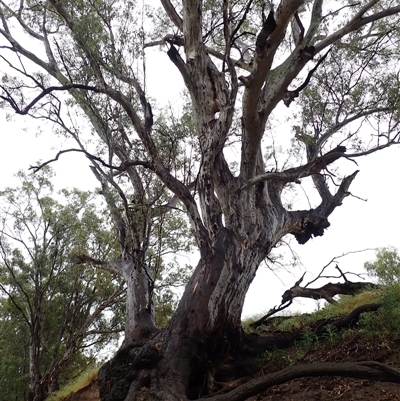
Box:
[145, 35, 250, 71]
[29, 148, 151, 173]
[281, 278, 378, 305]
[205, 361, 400, 401]
[317, 170, 359, 218]
[0, 71, 98, 116]
[74, 254, 123, 276]
[240, 0, 306, 180]
[315, 3, 400, 54]
[240, 146, 347, 191]
[282, 48, 332, 107]
[160, 0, 183, 31]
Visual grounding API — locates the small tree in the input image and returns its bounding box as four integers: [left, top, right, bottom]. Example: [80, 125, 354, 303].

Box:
[0, 168, 124, 401]
[365, 247, 400, 285]
[0, 296, 30, 401]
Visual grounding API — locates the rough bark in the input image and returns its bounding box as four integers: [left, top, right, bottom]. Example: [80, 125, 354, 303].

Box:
[97, 301, 389, 401]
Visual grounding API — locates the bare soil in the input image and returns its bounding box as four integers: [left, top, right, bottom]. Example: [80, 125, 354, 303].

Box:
[248, 333, 400, 401]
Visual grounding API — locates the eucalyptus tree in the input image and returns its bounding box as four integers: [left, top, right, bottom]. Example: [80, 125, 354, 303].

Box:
[365, 246, 400, 285]
[0, 296, 30, 401]
[1, 1, 400, 400]
[0, 168, 124, 401]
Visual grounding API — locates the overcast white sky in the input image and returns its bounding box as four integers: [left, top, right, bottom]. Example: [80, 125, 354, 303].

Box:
[1, 48, 399, 319]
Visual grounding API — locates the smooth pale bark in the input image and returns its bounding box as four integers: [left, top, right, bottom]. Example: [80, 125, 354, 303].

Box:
[28, 317, 43, 401]
[122, 258, 156, 344]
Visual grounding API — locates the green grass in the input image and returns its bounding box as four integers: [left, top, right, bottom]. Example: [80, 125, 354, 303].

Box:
[45, 368, 98, 401]
[246, 283, 400, 366]
[245, 286, 384, 334]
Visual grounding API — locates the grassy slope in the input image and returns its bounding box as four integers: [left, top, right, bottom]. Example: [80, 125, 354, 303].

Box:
[45, 369, 98, 401]
[50, 284, 400, 401]
[245, 283, 400, 400]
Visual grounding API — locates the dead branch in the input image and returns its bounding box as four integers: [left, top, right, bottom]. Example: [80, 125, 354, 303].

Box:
[247, 302, 382, 354]
[281, 280, 379, 305]
[240, 145, 348, 191]
[0, 83, 99, 115]
[249, 300, 293, 328]
[251, 261, 378, 328]
[29, 148, 150, 173]
[204, 359, 400, 401]
[282, 48, 332, 107]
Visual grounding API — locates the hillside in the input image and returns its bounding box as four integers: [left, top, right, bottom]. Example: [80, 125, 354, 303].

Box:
[54, 286, 400, 401]
[249, 333, 400, 400]
[61, 334, 400, 401]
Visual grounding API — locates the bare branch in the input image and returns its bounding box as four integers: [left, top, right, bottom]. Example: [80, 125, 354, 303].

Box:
[160, 0, 183, 31]
[206, 360, 400, 401]
[281, 278, 378, 305]
[249, 300, 293, 328]
[315, 3, 400, 53]
[0, 83, 99, 115]
[240, 146, 347, 191]
[74, 254, 123, 276]
[282, 48, 332, 107]
[29, 148, 151, 173]
[322, 2, 361, 21]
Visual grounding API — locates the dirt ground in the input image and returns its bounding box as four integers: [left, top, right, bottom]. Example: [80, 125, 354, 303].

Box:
[248, 333, 400, 401]
[66, 334, 400, 401]
[67, 373, 400, 401]
[248, 376, 400, 401]
[66, 375, 400, 401]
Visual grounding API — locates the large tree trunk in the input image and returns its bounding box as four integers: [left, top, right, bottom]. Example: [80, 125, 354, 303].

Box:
[122, 256, 157, 345]
[99, 228, 271, 400]
[28, 315, 45, 401]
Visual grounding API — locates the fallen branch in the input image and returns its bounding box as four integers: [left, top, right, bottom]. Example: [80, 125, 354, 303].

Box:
[203, 361, 400, 401]
[281, 280, 379, 305]
[251, 263, 378, 328]
[246, 303, 382, 353]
